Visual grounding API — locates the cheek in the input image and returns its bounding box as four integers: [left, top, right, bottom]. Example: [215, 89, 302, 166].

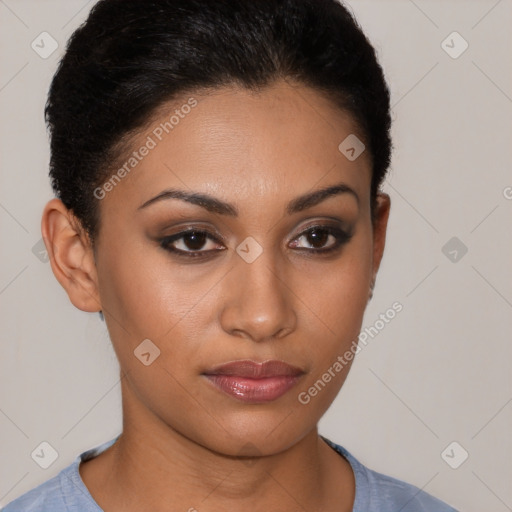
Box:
[97, 220, 373, 368]
[94, 244, 211, 426]
[92, 220, 374, 452]
[306, 232, 373, 336]
[95, 235, 225, 386]
[295, 229, 373, 403]
[291, 246, 372, 420]
[96, 238, 192, 334]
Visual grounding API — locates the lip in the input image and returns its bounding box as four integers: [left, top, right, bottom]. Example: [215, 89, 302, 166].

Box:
[202, 359, 305, 403]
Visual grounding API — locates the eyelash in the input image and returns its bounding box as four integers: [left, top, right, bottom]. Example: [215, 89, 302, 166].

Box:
[159, 224, 353, 259]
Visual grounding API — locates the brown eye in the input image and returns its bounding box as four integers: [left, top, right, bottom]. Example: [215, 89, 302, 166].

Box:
[304, 227, 331, 249]
[160, 229, 225, 257]
[180, 231, 208, 251]
[290, 225, 352, 253]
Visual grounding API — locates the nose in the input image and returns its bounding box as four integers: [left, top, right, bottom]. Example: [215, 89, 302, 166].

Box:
[219, 251, 297, 343]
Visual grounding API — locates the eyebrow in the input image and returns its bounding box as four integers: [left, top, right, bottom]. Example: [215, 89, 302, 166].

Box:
[138, 182, 359, 216]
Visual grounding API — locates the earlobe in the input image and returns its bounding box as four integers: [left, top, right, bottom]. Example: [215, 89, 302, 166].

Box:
[41, 198, 101, 313]
[370, 192, 391, 290]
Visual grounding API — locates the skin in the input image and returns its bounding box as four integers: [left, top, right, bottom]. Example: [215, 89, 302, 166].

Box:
[42, 79, 390, 512]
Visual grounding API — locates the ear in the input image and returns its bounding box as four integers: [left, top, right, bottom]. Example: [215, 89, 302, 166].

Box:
[41, 198, 101, 313]
[370, 192, 391, 288]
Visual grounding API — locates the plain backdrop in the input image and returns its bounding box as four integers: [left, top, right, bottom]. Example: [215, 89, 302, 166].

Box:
[1, 1, 511, 511]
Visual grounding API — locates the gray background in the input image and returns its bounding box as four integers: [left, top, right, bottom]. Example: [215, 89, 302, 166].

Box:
[1, 1, 511, 510]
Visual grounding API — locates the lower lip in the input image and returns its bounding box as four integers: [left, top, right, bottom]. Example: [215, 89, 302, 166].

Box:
[203, 374, 302, 403]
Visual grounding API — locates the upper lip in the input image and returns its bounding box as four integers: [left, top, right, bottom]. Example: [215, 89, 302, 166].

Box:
[203, 359, 304, 378]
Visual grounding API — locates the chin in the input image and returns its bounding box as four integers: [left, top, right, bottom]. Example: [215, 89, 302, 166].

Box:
[190, 408, 315, 458]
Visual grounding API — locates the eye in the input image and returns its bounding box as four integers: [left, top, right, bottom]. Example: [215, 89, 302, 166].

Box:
[289, 225, 352, 254]
[160, 224, 353, 259]
[160, 229, 225, 257]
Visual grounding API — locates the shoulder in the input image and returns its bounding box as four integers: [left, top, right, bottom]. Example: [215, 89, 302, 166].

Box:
[1, 437, 119, 512]
[359, 466, 459, 512]
[1, 463, 78, 512]
[321, 437, 459, 512]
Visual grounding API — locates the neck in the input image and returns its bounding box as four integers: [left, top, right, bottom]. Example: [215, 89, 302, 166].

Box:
[80, 376, 355, 512]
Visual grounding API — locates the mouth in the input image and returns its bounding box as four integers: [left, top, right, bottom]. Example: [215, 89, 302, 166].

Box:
[202, 359, 305, 403]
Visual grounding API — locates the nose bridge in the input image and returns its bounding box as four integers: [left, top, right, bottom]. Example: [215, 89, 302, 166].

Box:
[219, 247, 296, 341]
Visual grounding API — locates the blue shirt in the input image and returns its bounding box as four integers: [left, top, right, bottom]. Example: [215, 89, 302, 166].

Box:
[2, 435, 458, 511]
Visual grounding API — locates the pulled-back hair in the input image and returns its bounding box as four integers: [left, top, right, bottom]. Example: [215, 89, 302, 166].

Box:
[45, 0, 392, 241]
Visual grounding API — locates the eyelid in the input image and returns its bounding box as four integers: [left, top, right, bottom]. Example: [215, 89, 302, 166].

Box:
[159, 223, 226, 243]
[159, 218, 349, 243]
[293, 218, 351, 235]
[159, 227, 225, 249]
[158, 219, 353, 258]
[290, 224, 353, 251]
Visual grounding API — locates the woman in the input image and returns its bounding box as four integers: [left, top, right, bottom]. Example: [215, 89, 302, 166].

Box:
[2, 0, 458, 510]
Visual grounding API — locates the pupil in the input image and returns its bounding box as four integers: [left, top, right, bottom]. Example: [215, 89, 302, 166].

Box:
[307, 228, 328, 248]
[185, 231, 206, 250]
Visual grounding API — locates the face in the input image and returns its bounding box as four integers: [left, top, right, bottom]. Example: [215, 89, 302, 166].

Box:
[56, 80, 389, 457]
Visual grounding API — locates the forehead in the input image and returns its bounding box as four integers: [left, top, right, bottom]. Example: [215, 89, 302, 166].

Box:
[99, 80, 371, 214]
